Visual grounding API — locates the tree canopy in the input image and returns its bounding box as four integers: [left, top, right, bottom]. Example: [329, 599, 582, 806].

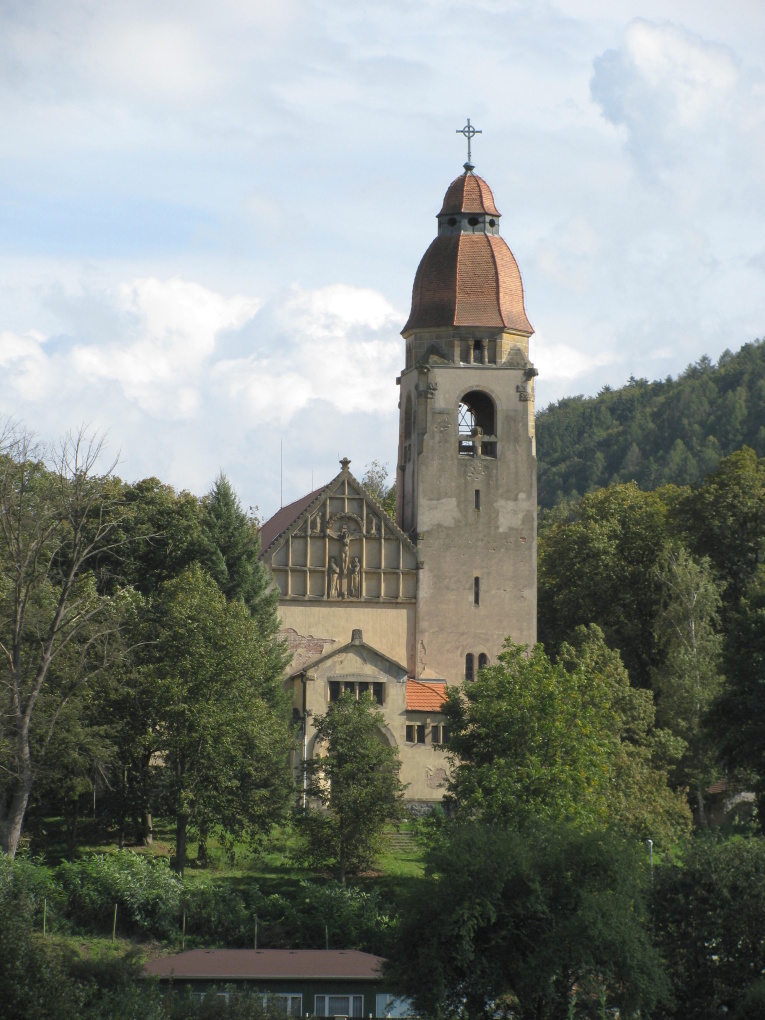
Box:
[388, 819, 665, 1020]
[442, 627, 690, 843]
[299, 691, 405, 883]
[537, 340, 765, 509]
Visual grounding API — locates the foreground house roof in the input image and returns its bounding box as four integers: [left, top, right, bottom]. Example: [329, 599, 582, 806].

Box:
[145, 949, 384, 981]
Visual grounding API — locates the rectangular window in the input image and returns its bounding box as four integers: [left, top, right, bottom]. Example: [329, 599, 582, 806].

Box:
[431, 724, 442, 744]
[269, 995, 302, 1016]
[474, 576, 480, 606]
[474, 489, 480, 510]
[315, 995, 364, 1017]
[406, 724, 426, 744]
[329, 680, 385, 705]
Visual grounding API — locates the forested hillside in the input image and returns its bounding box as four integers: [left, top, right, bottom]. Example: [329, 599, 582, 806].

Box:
[537, 339, 765, 508]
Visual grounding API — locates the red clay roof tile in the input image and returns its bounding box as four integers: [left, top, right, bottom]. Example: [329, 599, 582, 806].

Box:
[439, 173, 500, 216]
[404, 233, 532, 334]
[406, 679, 448, 712]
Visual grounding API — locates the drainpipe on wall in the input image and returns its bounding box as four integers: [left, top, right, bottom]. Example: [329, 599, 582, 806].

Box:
[301, 672, 316, 811]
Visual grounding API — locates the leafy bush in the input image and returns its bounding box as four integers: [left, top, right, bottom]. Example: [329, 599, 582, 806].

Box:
[57, 850, 182, 938]
[2, 851, 67, 933]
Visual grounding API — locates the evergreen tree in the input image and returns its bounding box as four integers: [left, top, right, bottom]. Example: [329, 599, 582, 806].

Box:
[201, 473, 287, 676]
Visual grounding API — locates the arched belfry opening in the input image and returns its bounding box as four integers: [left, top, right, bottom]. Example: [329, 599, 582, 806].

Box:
[458, 390, 497, 457]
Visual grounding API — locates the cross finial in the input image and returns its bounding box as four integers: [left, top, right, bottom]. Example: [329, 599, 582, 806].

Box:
[456, 118, 481, 171]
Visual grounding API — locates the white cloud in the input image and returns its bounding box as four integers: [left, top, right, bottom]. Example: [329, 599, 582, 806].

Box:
[0, 274, 403, 508]
[590, 19, 749, 173]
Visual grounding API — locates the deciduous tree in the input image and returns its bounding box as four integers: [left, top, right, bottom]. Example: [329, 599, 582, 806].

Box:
[443, 627, 690, 843]
[388, 820, 666, 1020]
[0, 425, 129, 858]
[145, 565, 293, 876]
[651, 548, 724, 823]
[300, 691, 404, 883]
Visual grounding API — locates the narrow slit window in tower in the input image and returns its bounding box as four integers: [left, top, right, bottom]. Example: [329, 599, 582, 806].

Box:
[478, 653, 488, 671]
[474, 577, 480, 606]
[465, 653, 474, 682]
[474, 489, 481, 510]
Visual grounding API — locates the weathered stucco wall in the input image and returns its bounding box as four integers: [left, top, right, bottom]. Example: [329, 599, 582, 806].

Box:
[297, 641, 449, 805]
[397, 338, 537, 683]
[278, 603, 414, 673]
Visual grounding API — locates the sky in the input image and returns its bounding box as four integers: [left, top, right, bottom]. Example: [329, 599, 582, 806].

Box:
[1, 0, 764, 519]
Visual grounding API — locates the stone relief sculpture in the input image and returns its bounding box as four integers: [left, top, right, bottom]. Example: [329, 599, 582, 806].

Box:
[328, 557, 340, 598]
[340, 525, 351, 575]
[350, 557, 361, 598]
[368, 516, 378, 537]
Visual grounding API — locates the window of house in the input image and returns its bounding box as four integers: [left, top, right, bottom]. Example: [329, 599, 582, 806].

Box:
[478, 653, 488, 671]
[465, 653, 474, 682]
[431, 724, 448, 745]
[315, 995, 364, 1017]
[376, 994, 415, 1018]
[406, 723, 426, 744]
[269, 995, 303, 1016]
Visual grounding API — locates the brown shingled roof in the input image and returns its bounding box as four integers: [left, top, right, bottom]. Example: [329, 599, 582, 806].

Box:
[258, 486, 325, 555]
[145, 949, 384, 982]
[406, 679, 447, 712]
[403, 233, 532, 334]
[439, 173, 500, 216]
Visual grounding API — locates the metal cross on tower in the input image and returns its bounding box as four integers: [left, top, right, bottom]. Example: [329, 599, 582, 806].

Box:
[456, 118, 482, 170]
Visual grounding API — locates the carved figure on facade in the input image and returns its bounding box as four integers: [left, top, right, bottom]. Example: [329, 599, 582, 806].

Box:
[340, 525, 351, 575]
[368, 516, 378, 537]
[350, 557, 361, 599]
[328, 557, 340, 598]
[312, 512, 323, 534]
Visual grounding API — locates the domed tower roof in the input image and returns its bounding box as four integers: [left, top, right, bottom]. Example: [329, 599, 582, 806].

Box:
[403, 170, 533, 336]
[438, 173, 500, 216]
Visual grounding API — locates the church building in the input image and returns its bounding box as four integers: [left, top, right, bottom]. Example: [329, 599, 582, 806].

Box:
[259, 153, 537, 809]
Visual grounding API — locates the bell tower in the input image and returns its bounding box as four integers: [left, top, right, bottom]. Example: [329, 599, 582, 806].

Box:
[397, 158, 537, 682]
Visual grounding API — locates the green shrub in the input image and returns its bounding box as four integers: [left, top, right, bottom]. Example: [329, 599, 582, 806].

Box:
[57, 850, 182, 938]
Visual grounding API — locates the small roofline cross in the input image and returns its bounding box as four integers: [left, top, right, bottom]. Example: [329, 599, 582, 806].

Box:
[456, 118, 482, 170]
